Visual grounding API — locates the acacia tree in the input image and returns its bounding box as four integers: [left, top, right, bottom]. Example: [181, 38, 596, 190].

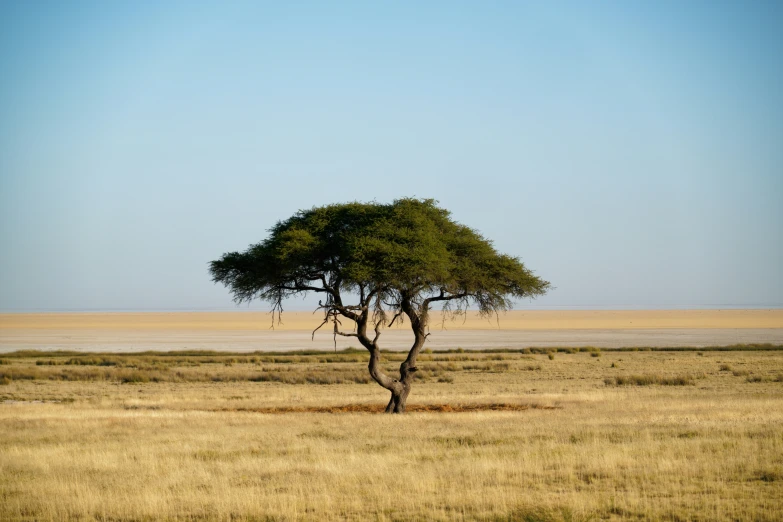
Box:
[210, 198, 549, 413]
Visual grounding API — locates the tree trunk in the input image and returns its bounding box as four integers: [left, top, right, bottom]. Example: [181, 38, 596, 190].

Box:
[385, 384, 410, 413]
[360, 298, 428, 414]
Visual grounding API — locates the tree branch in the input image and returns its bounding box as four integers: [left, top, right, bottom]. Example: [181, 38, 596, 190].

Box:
[387, 310, 404, 327]
[423, 291, 470, 308]
[280, 284, 330, 294]
[334, 330, 359, 338]
[311, 314, 330, 341]
[372, 319, 383, 347]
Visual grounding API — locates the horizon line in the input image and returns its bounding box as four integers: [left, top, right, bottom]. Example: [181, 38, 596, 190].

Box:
[1, 304, 782, 314]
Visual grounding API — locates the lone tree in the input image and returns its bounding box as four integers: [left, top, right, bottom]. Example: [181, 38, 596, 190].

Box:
[210, 198, 549, 413]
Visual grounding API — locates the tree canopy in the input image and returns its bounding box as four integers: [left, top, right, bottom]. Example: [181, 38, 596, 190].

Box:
[210, 198, 549, 412]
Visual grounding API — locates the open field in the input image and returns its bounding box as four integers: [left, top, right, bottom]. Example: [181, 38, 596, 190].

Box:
[2, 310, 782, 352]
[2, 347, 783, 521]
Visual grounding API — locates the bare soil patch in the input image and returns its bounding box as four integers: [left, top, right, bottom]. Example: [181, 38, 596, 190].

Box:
[217, 402, 557, 414]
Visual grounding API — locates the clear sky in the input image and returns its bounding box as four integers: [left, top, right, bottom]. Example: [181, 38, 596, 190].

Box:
[1, 1, 781, 312]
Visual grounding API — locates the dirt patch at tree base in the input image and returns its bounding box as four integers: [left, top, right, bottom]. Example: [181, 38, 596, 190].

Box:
[218, 402, 558, 414]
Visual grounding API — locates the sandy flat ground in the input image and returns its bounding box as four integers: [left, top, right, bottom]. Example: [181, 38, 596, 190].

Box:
[1, 310, 781, 352]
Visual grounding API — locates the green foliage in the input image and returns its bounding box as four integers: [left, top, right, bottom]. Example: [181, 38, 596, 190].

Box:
[209, 198, 549, 318]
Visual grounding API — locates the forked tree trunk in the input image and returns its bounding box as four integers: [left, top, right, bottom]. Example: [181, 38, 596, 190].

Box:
[366, 340, 420, 414]
[381, 338, 425, 414]
[361, 299, 428, 414]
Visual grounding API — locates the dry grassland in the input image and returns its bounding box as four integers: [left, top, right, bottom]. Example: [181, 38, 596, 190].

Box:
[2, 348, 783, 521]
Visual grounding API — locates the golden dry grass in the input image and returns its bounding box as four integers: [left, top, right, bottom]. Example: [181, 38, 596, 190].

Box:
[2, 349, 783, 521]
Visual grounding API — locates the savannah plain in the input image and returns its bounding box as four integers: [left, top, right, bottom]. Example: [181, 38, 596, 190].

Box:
[2, 310, 783, 521]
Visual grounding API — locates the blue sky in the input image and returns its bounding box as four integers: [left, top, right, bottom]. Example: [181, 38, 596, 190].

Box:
[1, 1, 781, 311]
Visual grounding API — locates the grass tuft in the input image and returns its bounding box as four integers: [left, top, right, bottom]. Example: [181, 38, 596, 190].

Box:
[496, 505, 593, 522]
[605, 374, 697, 386]
[756, 470, 781, 483]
